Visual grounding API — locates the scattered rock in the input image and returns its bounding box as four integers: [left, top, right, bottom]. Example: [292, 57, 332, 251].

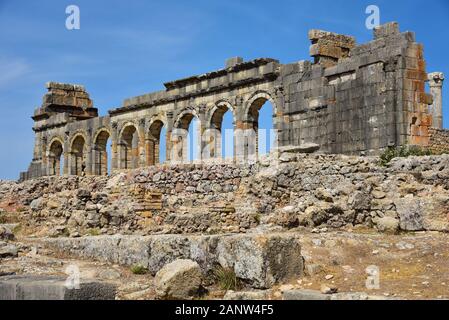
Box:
[97, 269, 121, 280]
[278, 284, 295, 293]
[395, 241, 415, 250]
[0, 226, 14, 241]
[154, 259, 202, 300]
[320, 284, 338, 294]
[372, 190, 386, 199]
[30, 198, 44, 211]
[395, 198, 424, 231]
[223, 290, 270, 300]
[0, 242, 18, 258]
[283, 289, 330, 300]
[306, 264, 322, 276]
[375, 217, 399, 234]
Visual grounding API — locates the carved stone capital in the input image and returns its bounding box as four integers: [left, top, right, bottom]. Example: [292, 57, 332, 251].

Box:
[428, 72, 445, 87]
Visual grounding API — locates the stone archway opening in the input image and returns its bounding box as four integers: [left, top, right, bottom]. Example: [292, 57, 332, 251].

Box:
[147, 120, 167, 166]
[173, 112, 200, 163]
[70, 135, 86, 176]
[48, 140, 63, 176]
[247, 97, 276, 158]
[94, 130, 110, 175]
[119, 125, 140, 169]
[210, 104, 234, 160]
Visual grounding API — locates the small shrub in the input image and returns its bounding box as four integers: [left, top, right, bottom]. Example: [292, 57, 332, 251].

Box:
[0, 214, 7, 224]
[12, 224, 22, 235]
[213, 266, 240, 291]
[379, 145, 433, 166]
[130, 264, 148, 275]
[87, 228, 101, 236]
[61, 228, 70, 237]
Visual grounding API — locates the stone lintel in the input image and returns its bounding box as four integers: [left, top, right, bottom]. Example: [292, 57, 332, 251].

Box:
[163, 58, 278, 90]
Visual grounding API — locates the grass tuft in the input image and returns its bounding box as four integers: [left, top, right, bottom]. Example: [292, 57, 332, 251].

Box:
[379, 145, 434, 167]
[130, 264, 148, 275]
[213, 266, 240, 291]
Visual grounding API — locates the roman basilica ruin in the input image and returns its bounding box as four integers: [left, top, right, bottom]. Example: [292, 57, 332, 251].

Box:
[20, 22, 445, 180]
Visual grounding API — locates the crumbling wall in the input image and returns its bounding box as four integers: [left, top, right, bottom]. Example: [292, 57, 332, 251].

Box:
[428, 127, 449, 154]
[5, 153, 449, 237]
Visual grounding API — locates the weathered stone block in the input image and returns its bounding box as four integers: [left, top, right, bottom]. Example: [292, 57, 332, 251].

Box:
[0, 275, 116, 300]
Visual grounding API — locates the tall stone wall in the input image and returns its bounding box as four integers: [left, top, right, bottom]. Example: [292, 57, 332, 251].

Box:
[283, 22, 435, 155]
[20, 22, 443, 181]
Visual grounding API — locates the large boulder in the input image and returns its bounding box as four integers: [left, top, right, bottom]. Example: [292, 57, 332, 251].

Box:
[153, 259, 202, 299]
[395, 196, 449, 232]
[215, 234, 304, 289]
[395, 198, 424, 231]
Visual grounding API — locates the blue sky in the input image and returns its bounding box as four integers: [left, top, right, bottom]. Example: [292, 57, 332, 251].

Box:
[0, 0, 448, 179]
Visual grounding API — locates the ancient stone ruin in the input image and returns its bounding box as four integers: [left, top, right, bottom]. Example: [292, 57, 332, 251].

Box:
[4, 22, 449, 300]
[20, 22, 445, 180]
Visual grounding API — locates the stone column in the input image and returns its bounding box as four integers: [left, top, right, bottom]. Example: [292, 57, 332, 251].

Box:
[41, 136, 48, 176]
[166, 111, 174, 163]
[110, 122, 118, 171]
[428, 72, 445, 129]
[198, 105, 207, 161]
[63, 134, 70, 175]
[138, 119, 146, 167]
[85, 129, 93, 175]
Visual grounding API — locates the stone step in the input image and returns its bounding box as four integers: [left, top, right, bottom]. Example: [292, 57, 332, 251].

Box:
[0, 275, 116, 300]
[39, 233, 304, 289]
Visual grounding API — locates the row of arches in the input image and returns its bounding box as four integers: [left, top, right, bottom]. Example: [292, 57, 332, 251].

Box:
[46, 96, 276, 176]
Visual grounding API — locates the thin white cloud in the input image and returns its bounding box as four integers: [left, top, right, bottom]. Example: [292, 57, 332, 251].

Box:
[0, 57, 30, 88]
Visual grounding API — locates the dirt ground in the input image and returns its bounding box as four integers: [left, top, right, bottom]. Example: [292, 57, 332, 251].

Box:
[282, 228, 449, 300]
[1, 228, 448, 300]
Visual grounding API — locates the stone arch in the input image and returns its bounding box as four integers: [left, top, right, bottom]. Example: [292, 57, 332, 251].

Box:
[70, 134, 87, 176]
[240, 91, 279, 160]
[147, 116, 167, 166]
[206, 100, 236, 159]
[243, 91, 278, 123]
[93, 128, 111, 175]
[118, 122, 141, 169]
[172, 108, 201, 163]
[47, 137, 64, 176]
